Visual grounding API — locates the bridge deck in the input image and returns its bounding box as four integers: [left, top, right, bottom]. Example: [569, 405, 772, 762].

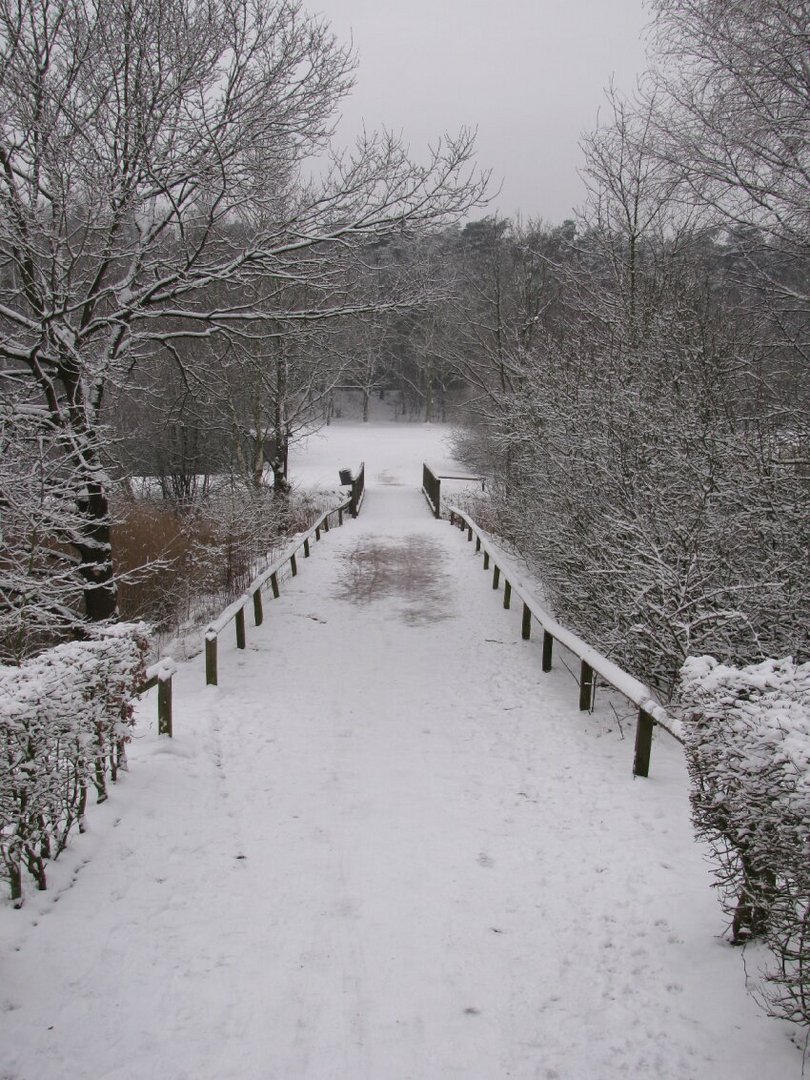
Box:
[0, 460, 797, 1079]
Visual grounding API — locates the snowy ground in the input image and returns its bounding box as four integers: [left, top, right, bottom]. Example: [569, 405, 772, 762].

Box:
[0, 420, 803, 1079]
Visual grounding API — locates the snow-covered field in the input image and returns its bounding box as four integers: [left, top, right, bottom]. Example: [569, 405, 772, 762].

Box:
[0, 419, 802, 1079]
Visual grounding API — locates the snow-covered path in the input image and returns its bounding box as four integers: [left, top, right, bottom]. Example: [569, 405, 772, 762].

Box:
[0, 428, 801, 1079]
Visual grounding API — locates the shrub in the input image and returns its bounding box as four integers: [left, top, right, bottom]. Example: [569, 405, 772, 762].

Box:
[677, 655, 810, 1026]
[0, 624, 148, 905]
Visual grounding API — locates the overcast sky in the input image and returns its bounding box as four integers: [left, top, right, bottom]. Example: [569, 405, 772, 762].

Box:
[312, 0, 650, 224]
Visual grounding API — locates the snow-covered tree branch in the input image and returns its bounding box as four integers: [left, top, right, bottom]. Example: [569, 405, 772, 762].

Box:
[0, 0, 487, 628]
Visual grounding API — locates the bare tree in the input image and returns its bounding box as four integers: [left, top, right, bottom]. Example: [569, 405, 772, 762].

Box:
[0, 0, 486, 626]
[644, 0, 810, 388]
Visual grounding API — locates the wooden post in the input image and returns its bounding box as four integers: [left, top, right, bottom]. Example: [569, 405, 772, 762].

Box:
[304, 538, 310, 558]
[253, 588, 263, 626]
[475, 536, 481, 553]
[315, 525, 321, 541]
[483, 551, 490, 570]
[492, 565, 500, 590]
[521, 602, 531, 640]
[467, 525, 473, 541]
[270, 571, 280, 599]
[158, 677, 173, 737]
[324, 514, 330, 532]
[290, 553, 298, 577]
[503, 580, 511, 609]
[449, 511, 455, 526]
[579, 660, 594, 711]
[235, 607, 246, 650]
[205, 634, 218, 686]
[633, 709, 655, 778]
[542, 630, 553, 672]
[338, 507, 344, 526]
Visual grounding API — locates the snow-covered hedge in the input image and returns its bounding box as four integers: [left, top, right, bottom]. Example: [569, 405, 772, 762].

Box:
[677, 655, 810, 1026]
[0, 624, 148, 905]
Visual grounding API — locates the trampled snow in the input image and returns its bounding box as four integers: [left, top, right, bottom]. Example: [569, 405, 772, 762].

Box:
[0, 419, 802, 1079]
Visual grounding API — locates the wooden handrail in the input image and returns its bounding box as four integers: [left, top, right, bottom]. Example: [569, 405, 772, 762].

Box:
[423, 463, 485, 519]
[447, 505, 682, 777]
[350, 462, 365, 518]
[422, 462, 441, 518]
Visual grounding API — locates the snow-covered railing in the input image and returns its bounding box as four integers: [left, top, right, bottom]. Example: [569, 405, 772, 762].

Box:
[138, 657, 178, 737]
[447, 507, 682, 777]
[422, 462, 484, 519]
[422, 463, 442, 518]
[350, 461, 365, 519]
[204, 474, 364, 686]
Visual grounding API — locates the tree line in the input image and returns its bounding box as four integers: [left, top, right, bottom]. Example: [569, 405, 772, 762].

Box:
[434, 0, 808, 700]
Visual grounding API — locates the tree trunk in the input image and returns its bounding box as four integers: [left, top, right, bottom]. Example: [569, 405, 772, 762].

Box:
[75, 480, 117, 622]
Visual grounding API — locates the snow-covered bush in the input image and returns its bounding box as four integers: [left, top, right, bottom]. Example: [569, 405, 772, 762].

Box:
[0, 624, 148, 905]
[677, 655, 810, 1026]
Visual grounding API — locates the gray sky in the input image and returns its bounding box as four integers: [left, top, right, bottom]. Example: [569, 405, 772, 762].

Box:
[312, 0, 650, 224]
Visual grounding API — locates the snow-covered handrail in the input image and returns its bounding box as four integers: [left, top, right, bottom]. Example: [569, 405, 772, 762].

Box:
[204, 478, 363, 686]
[447, 506, 683, 778]
[422, 462, 484, 519]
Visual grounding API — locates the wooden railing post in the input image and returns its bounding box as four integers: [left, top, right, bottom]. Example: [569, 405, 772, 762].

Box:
[579, 660, 594, 711]
[315, 525, 321, 541]
[158, 676, 173, 737]
[492, 565, 500, 590]
[422, 463, 441, 518]
[304, 538, 310, 558]
[475, 536, 481, 553]
[323, 513, 330, 532]
[290, 554, 298, 577]
[633, 709, 655, 777]
[483, 551, 490, 570]
[503, 580, 512, 609]
[235, 607, 246, 650]
[522, 602, 531, 640]
[270, 571, 280, 599]
[205, 634, 218, 686]
[350, 463, 365, 518]
[253, 588, 263, 626]
[338, 507, 344, 526]
[542, 630, 553, 672]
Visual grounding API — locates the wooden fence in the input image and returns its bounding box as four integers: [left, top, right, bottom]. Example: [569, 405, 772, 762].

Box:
[204, 470, 364, 686]
[447, 506, 682, 778]
[350, 461, 366, 519]
[422, 462, 484, 519]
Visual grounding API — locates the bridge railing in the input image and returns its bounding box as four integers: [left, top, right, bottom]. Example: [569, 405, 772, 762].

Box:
[422, 462, 484, 519]
[350, 461, 366, 518]
[204, 478, 363, 686]
[447, 506, 683, 777]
